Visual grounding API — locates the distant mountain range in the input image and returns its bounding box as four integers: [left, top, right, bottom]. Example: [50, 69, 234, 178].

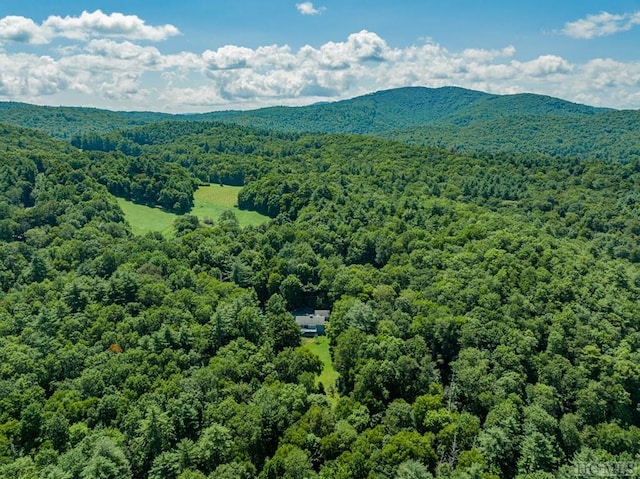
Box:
[196, 86, 610, 132]
[2, 86, 639, 162]
[0, 101, 173, 139]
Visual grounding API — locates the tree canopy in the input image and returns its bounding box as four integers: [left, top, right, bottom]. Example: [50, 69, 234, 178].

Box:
[1, 99, 640, 478]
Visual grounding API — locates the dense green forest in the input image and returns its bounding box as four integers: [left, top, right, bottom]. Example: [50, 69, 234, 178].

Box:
[199, 87, 640, 162]
[3, 87, 640, 163]
[0, 102, 173, 139]
[198, 87, 607, 133]
[379, 109, 640, 162]
[1, 93, 640, 479]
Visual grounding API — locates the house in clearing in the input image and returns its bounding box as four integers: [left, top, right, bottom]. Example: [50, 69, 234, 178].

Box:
[293, 308, 330, 337]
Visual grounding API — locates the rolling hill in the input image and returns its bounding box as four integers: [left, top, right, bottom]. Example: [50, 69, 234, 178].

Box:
[0, 101, 173, 138]
[197, 86, 609, 133]
[2, 97, 640, 478]
[197, 87, 639, 162]
[1, 86, 639, 161]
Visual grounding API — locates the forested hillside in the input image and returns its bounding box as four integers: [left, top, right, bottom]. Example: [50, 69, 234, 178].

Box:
[3, 87, 640, 163]
[380, 108, 640, 162]
[1, 117, 640, 478]
[198, 88, 639, 162]
[198, 87, 607, 133]
[0, 102, 173, 139]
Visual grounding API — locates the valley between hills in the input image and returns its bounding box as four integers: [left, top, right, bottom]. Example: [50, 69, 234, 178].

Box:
[1, 87, 639, 478]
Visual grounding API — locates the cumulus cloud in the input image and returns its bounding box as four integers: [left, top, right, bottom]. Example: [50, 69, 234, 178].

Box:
[0, 18, 639, 111]
[515, 55, 573, 77]
[0, 53, 69, 97]
[296, 2, 325, 15]
[304, 30, 392, 69]
[562, 11, 640, 39]
[0, 16, 49, 44]
[203, 45, 256, 70]
[44, 10, 179, 41]
[85, 39, 163, 65]
[0, 10, 179, 44]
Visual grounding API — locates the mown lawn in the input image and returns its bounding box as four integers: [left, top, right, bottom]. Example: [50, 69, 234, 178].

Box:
[117, 184, 269, 236]
[302, 335, 339, 399]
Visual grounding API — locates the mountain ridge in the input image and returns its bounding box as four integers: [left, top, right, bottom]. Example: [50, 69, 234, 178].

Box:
[1, 86, 638, 161]
[0, 86, 618, 134]
[192, 86, 613, 133]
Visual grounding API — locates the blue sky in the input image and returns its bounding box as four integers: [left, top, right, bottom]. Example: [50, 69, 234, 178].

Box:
[0, 1, 639, 112]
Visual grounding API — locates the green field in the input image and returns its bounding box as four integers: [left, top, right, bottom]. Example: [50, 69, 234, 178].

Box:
[302, 335, 339, 399]
[117, 184, 269, 236]
[192, 184, 268, 228]
[117, 198, 178, 236]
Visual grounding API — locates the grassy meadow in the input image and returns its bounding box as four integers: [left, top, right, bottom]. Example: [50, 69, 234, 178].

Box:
[116, 198, 177, 236]
[302, 335, 339, 399]
[118, 184, 268, 236]
[192, 184, 268, 228]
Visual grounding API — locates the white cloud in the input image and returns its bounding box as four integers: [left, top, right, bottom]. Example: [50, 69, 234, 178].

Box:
[97, 72, 148, 101]
[44, 10, 179, 42]
[0, 10, 179, 45]
[85, 39, 162, 65]
[203, 45, 256, 70]
[302, 30, 392, 70]
[0, 16, 49, 44]
[0, 53, 69, 96]
[463, 46, 516, 62]
[562, 11, 640, 39]
[296, 2, 325, 15]
[1, 16, 639, 112]
[515, 55, 573, 77]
